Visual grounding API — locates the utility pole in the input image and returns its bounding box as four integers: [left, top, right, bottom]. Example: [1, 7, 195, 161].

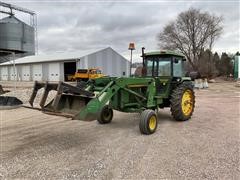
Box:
[12, 52, 16, 94]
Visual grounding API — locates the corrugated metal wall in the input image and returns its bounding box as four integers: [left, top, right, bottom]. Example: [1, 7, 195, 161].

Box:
[0, 16, 35, 54]
[0, 62, 63, 82]
[77, 48, 129, 77]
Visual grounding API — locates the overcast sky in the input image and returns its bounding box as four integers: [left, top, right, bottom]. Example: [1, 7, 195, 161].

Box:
[2, 0, 240, 62]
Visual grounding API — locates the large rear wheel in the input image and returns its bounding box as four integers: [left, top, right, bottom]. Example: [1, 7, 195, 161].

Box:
[170, 82, 195, 121]
[139, 110, 158, 135]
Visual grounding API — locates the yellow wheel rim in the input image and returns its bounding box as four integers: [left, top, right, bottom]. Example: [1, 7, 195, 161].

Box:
[149, 115, 157, 130]
[181, 90, 193, 116]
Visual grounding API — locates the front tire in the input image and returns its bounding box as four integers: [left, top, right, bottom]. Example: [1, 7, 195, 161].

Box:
[170, 82, 195, 121]
[97, 105, 113, 124]
[139, 110, 158, 135]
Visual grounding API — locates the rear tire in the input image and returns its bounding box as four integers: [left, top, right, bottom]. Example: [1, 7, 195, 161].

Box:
[97, 105, 113, 124]
[170, 82, 195, 121]
[139, 110, 158, 135]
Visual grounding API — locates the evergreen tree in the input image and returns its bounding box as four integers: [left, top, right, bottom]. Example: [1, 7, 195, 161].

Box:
[213, 52, 220, 76]
[197, 49, 218, 78]
[219, 53, 233, 76]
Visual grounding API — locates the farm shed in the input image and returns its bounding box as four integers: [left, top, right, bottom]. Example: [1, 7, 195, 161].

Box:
[0, 47, 130, 81]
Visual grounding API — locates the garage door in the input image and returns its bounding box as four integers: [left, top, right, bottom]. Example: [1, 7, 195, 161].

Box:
[48, 63, 60, 81]
[9, 66, 18, 81]
[32, 64, 43, 81]
[21, 65, 31, 81]
[0, 67, 8, 81]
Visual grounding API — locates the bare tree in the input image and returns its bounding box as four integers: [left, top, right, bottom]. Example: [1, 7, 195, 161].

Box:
[157, 8, 223, 72]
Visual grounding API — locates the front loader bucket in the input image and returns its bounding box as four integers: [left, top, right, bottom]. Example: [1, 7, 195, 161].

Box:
[44, 94, 95, 120]
[0, 85, 10, 95]
[0, 96, 23, 109]
[29, 81, 96, 120]
[0, 85, 4, 95]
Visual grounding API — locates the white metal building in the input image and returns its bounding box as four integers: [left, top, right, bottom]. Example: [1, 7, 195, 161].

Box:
[0, 47, 130, 81]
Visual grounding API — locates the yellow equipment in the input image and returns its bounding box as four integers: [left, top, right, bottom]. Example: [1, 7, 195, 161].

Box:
[69, 68, 104, 81]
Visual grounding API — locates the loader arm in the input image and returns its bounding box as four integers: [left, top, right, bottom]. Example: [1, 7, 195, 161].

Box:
[75, 77, 156, 120]
[75, 81, 121, 120]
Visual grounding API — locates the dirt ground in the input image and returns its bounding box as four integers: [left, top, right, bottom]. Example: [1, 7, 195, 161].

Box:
[0, 82, 239, 179]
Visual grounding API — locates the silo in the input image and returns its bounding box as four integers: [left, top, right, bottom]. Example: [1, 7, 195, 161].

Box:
[0, 15, 35, 54]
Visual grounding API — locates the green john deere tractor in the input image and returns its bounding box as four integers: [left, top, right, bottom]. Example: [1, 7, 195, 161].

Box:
[29, 48, 195, 135]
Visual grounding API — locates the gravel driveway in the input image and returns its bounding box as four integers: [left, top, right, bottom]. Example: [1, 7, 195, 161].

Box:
[0, 82, 239, 179]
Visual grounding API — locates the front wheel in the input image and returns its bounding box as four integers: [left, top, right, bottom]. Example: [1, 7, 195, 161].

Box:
[139, 110, 158, 135]
[97, 105, 113, 124]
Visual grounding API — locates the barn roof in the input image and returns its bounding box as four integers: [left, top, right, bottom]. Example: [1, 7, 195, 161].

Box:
[0, 47, 113, 66]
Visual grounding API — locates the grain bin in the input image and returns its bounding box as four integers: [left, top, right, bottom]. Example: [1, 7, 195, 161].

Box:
[0, 15, 35, 54]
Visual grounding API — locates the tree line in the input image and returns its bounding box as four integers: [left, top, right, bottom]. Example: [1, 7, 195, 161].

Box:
[157, 8, 236, 78]
[185, 49, 234, 78]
